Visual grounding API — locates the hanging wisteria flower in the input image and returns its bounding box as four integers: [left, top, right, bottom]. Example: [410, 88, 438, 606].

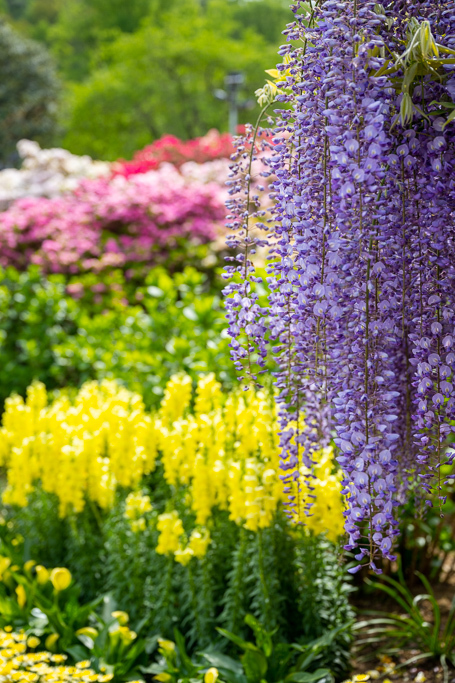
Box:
[224, 0, 455, 571]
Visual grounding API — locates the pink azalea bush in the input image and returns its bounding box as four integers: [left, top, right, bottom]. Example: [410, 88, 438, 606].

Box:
[112, 130, 234, 177]
[0, 164, 226, 274]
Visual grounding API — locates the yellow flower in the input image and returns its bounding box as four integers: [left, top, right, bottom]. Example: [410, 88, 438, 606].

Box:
[50, 567, 72, 592]
[353, 676, 370, 682]
[50, 652, 67, 662]
[76, 660, 91, 668]
[188, 529, 210, 559]
[131, 517, 146, 533]
[155, 674, 172, 682]
[415, 674, 426, 683]
[156, 512, 184, 555]
[15, 584, 27, 608]
[45, 633, 60, 650]
[157, 639, 175, 652]
[0, 556, 11, 579]
[26, 636, 40, 648]
[76, 626, 99, 639]
[204, 668, 219, 683]
[23, 560, 36, 574]
[174, 546, 193, 566]
[35, 565, 49, 584]
[111, 610, 129, 625]
[98, 676, 115, 682]
[111, 626, 136, 644]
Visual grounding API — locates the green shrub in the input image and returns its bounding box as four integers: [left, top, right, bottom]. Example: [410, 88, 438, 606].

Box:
[56, 266, 236, 406]
[0, 266, 79, 403]
[0, 265, 238, 408]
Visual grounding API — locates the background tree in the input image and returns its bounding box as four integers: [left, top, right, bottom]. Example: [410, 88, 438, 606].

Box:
[0, 21, 59, 166]
[0, 0, 290, 160]
[60, 0, 280, 159]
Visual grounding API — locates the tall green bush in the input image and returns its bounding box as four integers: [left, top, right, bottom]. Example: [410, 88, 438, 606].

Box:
[0, 21, 59, 164]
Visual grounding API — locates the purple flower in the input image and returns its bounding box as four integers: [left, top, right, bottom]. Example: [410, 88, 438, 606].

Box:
[225, 0, 455, 570]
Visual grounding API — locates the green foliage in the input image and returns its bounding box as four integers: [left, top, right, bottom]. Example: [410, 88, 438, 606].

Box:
[394, 474, 455, 584]
[357, 570, 455, 678]
[6, 482, 353, 678]
[0, 265, 237, 409]
[147, 615, 349, 683]
[145, 628, 207, 682]
[74, 612, 151, 681]
[0, 0, 290, 158]
[0, 20, 59, 165]
[56, 266, 236, 407]
[0, 538, 154, 679]
[0, 551, 102, 650]
[61, 0, 279, 159]
[216, 613, 351, 683]
[0, 267, 79, 404]
[294, 537, 354, 678]
[230, 0, 292, 44]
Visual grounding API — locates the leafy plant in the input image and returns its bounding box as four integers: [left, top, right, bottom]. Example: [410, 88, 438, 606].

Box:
[205, 614, 350, 683]
[356, 570, 455, 681]
[0, 265, 236, 408]
[372, 10, 455, 128]
[146, 615, 349, 683]
[145, 629, 206, 683]
[0, 554, 102, 651]
[73, 607, 152, 681]
[0, 542, 152, 680]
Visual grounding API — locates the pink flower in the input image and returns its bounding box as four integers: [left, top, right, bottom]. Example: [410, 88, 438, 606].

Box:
[0, 165, 225, 274]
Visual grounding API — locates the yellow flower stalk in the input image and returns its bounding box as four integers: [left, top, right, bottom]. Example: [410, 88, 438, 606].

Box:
[0, 375, 345, 541]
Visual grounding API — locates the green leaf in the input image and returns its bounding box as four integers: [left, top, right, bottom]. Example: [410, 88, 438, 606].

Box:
[202, 652, 244, 676]
[217, 628, 260, 652]
[443, 108, 455, 129]
[244, 614, 273, 658]
[286, 669, 333, 683]
[240, 649, 268, 683]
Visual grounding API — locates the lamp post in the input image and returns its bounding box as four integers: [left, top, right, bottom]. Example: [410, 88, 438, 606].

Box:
[214, 71, 253, 136]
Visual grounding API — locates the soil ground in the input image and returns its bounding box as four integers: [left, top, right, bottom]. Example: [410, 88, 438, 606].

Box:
[350, 582, 455, 683]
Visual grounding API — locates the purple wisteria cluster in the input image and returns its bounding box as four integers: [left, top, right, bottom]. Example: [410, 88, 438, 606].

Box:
[224, 0, 455, 570]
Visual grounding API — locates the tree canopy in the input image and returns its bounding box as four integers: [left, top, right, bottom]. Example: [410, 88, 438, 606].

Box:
[0, 20, 59, 166]
[0, 0, 290, 159]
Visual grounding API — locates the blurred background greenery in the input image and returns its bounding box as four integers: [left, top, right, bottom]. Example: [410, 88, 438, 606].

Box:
[0, 0, 290, 162]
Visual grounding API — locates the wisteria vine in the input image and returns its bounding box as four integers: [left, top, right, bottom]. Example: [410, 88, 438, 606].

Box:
[224, 0, 455, 571]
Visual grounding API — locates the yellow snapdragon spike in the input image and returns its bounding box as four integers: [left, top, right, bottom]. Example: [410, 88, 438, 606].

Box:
[0, 380, 154, 516]
[0, 376, 345, 539]
[160, 374, 192, 425]
[156, 511, 184, 555]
